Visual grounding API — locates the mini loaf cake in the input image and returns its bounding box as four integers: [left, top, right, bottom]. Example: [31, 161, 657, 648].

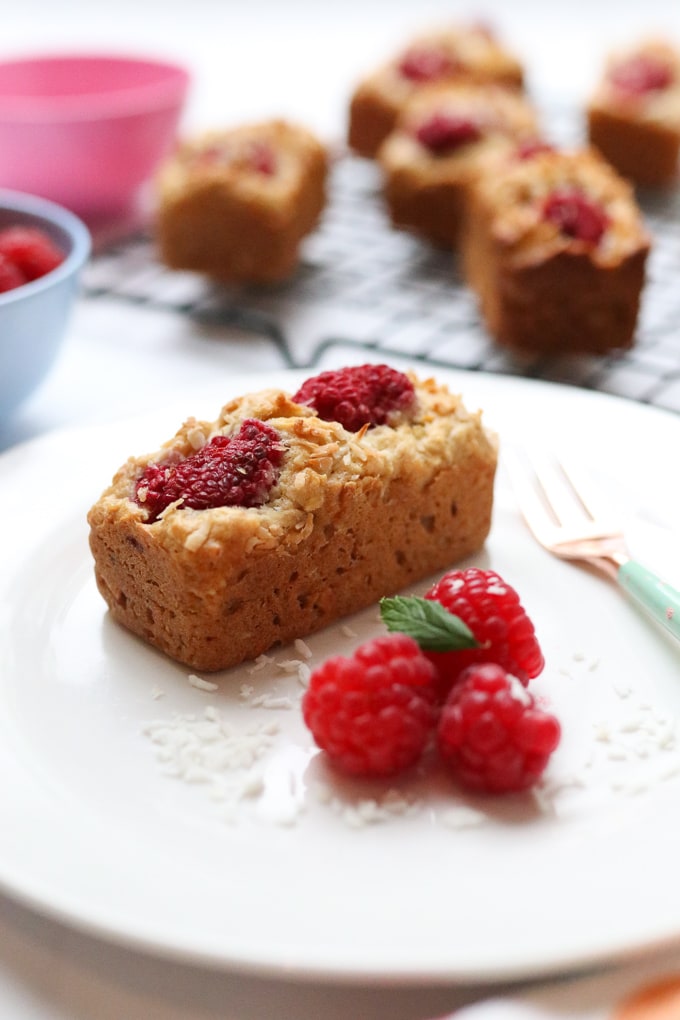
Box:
[348, 22, 524, 159]
[378, 83, 540, 246]
[88, 365, 498, 673]
[461, 146, 651, 355]
[587, 39, 680, 187]
[155, 119, 328, 283]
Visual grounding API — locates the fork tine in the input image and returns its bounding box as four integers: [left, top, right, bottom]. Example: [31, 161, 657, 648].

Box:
[504, 447, 623, 547]
[503, 448, 560, 544]
[525, 449, 594, 528]
[557, 454, 610, 522]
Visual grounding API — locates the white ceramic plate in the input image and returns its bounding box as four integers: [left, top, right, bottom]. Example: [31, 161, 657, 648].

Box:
[2, 365, 680, 985]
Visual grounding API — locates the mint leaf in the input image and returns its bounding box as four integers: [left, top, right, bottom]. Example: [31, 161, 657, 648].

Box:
[380, 595, 479, 652]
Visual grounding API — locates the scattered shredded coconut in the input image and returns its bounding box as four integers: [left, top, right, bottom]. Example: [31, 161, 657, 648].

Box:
[340, 625, 358, 639]
[296, 662, 312, 688]
[275, 657, 313, 688]
[250, 694, 295, 710]
[187, 673, 219, 693]
[151, 686, 165, 700]
[440, 804, 487, 829]
[276, 658, 307, 674]
[326, 788, 422, 828]
[293, 639, 313, 660]
[248, 654, 275, 674]
[144, 706, 279, 780]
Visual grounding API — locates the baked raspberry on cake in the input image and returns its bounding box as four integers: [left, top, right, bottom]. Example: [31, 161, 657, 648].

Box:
[378, 83, 540, 246]
[587, 39, 680, 187]
[461, 146, 651, 355]
[87, 366, 498, 673]
[348, 22, 524, 158]
[155, 119, 328, 283]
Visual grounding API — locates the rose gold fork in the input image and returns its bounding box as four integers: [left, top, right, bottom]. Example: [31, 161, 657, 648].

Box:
[504, 449, 680, 643]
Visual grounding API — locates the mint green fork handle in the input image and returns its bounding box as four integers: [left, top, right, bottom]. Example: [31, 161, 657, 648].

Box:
[618, 560, 680, 643]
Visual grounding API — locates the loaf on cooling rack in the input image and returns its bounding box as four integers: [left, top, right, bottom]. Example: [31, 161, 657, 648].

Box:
[378, 81, 540, 246]
[461, 146, 651, 354]
[587, 39, 680, 188]
[348, 21, 524, 159]
[155, 119, 328, 283]
[87, 365, 498, 672]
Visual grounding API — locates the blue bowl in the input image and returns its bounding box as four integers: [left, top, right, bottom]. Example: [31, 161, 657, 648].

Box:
[0, 189, 91, 419]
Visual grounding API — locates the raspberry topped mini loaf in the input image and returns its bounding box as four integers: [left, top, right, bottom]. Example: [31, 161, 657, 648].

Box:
[378, 83, 540, 246]
[88, 365, 498, 672]
[156, 119, 328, 283]
[348, 22, 524, 158]
[587, 39, 680, 187]
[461, 146, 651, 354]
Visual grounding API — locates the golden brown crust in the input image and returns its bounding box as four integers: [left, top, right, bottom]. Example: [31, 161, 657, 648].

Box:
[87, 374, 498, 672]
[587, 40, 680, 187]
[378, 83, 539, 246]
[348, 24, 524, 158]
[155, 120, 328, 282]
[461, 147, 651, 354]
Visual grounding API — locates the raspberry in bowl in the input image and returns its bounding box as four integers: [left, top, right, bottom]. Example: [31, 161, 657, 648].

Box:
[0, 189, 90, 420]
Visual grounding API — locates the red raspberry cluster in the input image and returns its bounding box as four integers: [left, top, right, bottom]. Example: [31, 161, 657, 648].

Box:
[0, 226, 65, 294]
[292, 363, 416, 433]
[302, 567, 560, 794]
[398, 46, 457, 83]
[542, 188, 610, 245]
[135, 419, 285, 522]
[608, 54, 674, 97]
[415, 112, 482, 154]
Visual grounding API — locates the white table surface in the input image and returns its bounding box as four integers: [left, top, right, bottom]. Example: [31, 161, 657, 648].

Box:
[2, 2, 680, 1017]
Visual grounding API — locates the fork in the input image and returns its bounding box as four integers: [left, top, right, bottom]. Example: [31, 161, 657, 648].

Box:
[505, 449, 680, 643]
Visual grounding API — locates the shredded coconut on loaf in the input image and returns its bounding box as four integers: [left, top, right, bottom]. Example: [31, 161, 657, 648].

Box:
[87, 371, 497, 672]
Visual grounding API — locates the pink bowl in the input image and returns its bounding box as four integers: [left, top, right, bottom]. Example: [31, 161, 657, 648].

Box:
[0, 54, 190, 219]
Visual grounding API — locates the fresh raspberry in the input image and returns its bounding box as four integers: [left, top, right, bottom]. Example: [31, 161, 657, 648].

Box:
[0, 253, 28, 293]
[514, 138, 555, 161]
[398, 46, 457, 82]
[0, 226, 64, 281]
[542, 188, 609, 245]
[135, 419, 285, 522]
[292, 364, 416, 432]
[424, 568, 544, 696]
[193, 140, 276, 175]
[437, 663, 561, 793]
[414, 112, 482, 154]
[247, 140, 277, 175]
[609, 55, 674, 96]
[302, 634, 438, 777]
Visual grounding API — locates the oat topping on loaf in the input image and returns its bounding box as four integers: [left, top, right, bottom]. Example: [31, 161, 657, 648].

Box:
[365, 23, 524, 109]
[474, 147, 649, 265]
[159, 121, 323, 199]
[381, 83, 539, 173]
[88, 370, 498, 672]
[594, 40, 680, 126]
